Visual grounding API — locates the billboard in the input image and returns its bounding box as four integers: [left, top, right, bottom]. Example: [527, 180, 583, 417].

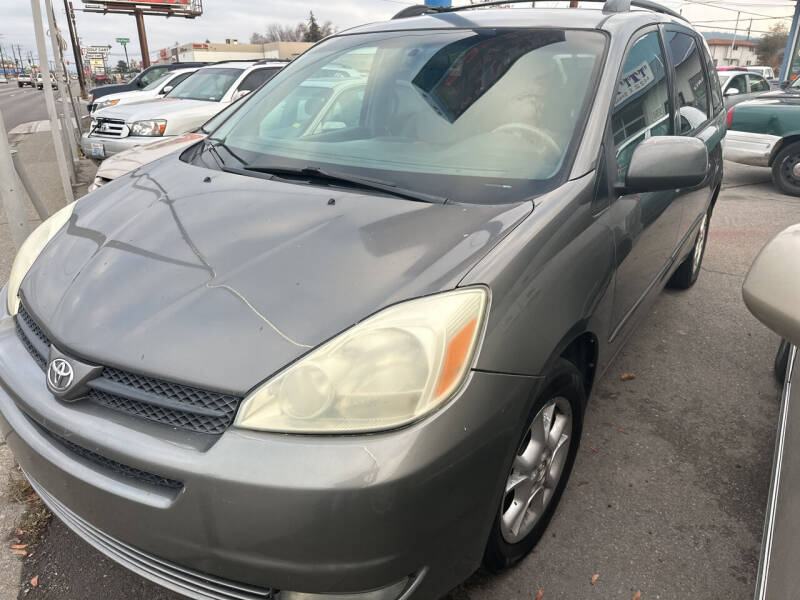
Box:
[81, 0, 201, 17]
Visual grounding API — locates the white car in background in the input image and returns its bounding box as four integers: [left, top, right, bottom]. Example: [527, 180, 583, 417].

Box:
[81, 60, 285, 160]
[90, 67, 198, 113]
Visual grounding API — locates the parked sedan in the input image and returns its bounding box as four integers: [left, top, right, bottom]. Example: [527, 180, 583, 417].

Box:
[743, 224, 800, 600]
[81, 61, 284, 159]
[2, 4, 724, 600]
[90, 67, 199, 114]
[717, 69, 771, 107]
[725, 78, 800, 195]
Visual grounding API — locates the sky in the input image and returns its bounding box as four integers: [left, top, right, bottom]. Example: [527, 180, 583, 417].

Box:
[1, 0, 798, 67]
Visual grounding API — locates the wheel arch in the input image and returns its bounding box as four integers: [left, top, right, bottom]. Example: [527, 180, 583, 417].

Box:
[768, 134, 800, 167]
[539, 323, 599, 403]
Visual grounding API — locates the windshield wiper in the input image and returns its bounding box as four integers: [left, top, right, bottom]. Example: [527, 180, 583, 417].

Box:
[222, 164, 447, 204]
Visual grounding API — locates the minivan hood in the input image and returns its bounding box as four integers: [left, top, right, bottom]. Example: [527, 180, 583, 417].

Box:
[94, 98, 220, 124]
[22, 155, 531, 394]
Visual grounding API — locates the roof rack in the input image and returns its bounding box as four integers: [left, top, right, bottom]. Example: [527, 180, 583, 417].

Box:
[392, 0, 685, 22]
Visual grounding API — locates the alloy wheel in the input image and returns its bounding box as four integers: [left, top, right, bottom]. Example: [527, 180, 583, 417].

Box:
[500, 397, 573, 544]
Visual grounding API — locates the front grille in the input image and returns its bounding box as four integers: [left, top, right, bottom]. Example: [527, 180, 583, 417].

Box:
[16, 304, 49, 369]
[87, 369, 241, 435]
[44, 427, 183, 491]
[15, 305, 243, 435]
[91, 118, 128, 138]
[27, 475, 275, 600]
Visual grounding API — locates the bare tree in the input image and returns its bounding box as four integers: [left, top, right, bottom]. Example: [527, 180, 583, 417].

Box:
[251, 17, 335, 45]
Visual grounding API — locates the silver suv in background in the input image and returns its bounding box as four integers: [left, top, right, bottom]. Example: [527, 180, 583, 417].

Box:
[81, 60, 285, 160]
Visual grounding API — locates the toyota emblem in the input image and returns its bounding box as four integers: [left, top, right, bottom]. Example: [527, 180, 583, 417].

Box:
[47, 358, 74, 392]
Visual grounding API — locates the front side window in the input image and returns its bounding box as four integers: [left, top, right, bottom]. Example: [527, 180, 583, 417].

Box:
[166, 68, 244, 102]
[664, 31, 709, 133]
[728, 74, 747, 94]
[163, 72, 193, 92]
[143, 72, 172, 91]
[208, 29, 607, 204]
[612, 31, 671, 179]
[237, 68, 281, 93]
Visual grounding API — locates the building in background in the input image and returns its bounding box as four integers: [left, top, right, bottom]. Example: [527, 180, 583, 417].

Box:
[705, 38, 757, 67]
[154, 41, 313, 64]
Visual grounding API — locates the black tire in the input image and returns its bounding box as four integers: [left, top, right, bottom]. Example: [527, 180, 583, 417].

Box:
[483, 358, 585, 572]
[775, 339, 791, 385]
[668, 206, 711, 290]
[771, 142, 800, 196]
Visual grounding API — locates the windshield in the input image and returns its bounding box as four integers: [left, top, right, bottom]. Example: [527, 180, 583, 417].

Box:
[208, 29, 606, 204]
[143, 72, 173, 91]
[166, 68, 243, 102]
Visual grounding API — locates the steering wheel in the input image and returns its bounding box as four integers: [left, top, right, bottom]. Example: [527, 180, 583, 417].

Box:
[492, 123, 561, 156]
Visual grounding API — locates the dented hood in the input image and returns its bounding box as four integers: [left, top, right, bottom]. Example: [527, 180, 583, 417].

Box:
[21, 155, 531, 395]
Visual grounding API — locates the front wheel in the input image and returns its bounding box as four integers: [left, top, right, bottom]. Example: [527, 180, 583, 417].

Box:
[668, 208, 710, 290]
[483, 359, 584, 572]
[771, 142, 800, 196]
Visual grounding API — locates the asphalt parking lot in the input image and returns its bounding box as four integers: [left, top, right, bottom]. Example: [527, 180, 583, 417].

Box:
[6, 161, 800, 600]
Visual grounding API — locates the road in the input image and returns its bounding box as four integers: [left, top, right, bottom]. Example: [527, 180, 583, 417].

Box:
[2, 161, 795, 600]
[0, 83, 47, 133]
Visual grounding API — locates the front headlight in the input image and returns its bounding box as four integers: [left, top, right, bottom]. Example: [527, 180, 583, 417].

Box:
[235, 287, 489, 434]
[130, 120, 167, 137]
[7, 202, 75, 316]
[95, 98, 120, 111]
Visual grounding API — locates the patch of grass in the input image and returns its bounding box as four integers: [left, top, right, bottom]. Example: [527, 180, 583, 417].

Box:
[7, 468, 52, 549]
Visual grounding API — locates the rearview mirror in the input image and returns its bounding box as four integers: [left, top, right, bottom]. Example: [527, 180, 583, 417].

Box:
[161, 85, 173, 95]
[618, 136, 709, 194]
[743, 224, 800, 347]
[725, 87, 741, 96]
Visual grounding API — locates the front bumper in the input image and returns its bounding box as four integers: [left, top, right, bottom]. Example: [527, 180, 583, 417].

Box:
[723, 130, 782, 168]
[80, 131, 167, 159]
[0, 306, 541, 599]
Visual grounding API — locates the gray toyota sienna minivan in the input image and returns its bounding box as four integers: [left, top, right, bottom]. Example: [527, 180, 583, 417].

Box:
[0, 1, 724, 598]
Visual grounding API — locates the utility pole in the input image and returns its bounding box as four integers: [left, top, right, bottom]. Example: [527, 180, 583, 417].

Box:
[728, 11, 740, 66]
[64, 0, 87, 99]
[30, 0, 73, 204]
[135, 9, 150, 68]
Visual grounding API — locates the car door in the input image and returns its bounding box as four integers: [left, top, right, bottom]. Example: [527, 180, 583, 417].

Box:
[609, 28, 683, 333]
[663, 28, 722, 262]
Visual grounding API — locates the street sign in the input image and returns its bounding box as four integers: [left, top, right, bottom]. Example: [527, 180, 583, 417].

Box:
[116, 37, 130, 44]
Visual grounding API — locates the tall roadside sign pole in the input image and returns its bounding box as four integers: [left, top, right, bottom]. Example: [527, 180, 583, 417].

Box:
[135, 9, 150, 68]
[64, 0, 87, 99]
[116, 37, 130, 70]
[31, 0, 74, 205]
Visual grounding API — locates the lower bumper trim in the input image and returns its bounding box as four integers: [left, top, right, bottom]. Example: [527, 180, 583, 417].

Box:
[27, 473, 275, 600]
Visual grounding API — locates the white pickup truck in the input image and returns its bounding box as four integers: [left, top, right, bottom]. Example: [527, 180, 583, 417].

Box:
[17, 74, 33, 88]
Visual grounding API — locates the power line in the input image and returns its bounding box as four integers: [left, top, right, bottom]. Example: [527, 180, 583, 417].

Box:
[681, 0, 793, 19]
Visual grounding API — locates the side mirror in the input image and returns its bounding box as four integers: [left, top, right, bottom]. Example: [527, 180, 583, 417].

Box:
[781, 80, 792, 90]
[321, 121, 347, 131]
[743, 224, 800, 347]
[618, 136, 708, 194]
[161, 85, 174, 95]
[725, 87, 741, 96]
[235, 89, 251, 100]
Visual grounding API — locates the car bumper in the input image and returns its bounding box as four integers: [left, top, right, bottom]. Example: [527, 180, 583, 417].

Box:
[723, 130, 782, 167]
[80, 132, 167, 159]
[0, 300, 542, 599]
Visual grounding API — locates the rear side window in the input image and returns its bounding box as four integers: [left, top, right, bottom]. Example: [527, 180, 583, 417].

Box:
[612, 31, 671, 179]
[664, 31, 709, 132]
[237, 68, 280, 93]
[748, 74, 769, 93]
